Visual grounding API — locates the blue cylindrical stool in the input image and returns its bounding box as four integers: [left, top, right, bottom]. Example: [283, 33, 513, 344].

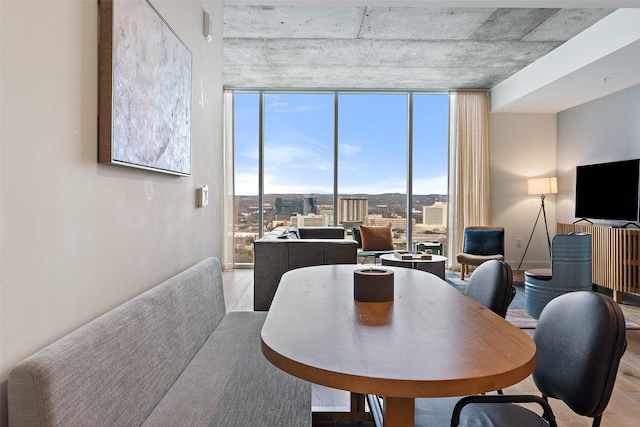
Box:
[525, 269, 556, 319]
[524, 233, 592, 319]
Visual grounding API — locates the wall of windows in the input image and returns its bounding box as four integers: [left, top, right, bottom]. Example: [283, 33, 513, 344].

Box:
[232, 91, 448, 265]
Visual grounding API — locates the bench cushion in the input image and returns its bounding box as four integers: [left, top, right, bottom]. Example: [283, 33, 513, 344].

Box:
[142, 311, 311, 426]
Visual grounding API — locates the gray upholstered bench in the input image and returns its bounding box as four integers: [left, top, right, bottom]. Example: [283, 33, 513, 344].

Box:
[8, 257, 310, 426]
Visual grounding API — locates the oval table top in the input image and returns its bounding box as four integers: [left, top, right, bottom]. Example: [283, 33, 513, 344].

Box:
[261, 264, 536, 399]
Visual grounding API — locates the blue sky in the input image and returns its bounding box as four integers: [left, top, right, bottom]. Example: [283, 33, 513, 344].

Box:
[233, 92, 448, 196]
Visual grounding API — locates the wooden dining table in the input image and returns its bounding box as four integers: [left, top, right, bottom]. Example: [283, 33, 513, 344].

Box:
[261, 264, 536, 426]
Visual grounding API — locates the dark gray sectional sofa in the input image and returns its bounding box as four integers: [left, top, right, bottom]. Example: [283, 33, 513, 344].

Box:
[253, 226, 358, 310]
[8, 257, 310, 426]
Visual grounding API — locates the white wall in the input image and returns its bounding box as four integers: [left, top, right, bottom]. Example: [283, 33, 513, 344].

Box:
[490, 113, 557, 270]
[556, 83, 640, 223]
[0, 1, 224, 419]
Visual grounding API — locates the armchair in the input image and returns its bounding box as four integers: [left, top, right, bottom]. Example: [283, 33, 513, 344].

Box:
[456, 226, 505, 280]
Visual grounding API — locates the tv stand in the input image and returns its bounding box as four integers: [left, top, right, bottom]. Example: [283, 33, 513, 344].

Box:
[558, 222, 640, 302]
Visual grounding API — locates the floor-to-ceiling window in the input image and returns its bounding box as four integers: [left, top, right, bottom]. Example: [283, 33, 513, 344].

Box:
[411, 94, 449, 253]
[338, 93, 408, 249]
[231, 91, 448, 265]
[233, 93, 260, 264]
[264, 93, 335, 229]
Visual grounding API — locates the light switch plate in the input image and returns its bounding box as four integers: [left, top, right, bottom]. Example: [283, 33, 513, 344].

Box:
[198, 185, 209, 208]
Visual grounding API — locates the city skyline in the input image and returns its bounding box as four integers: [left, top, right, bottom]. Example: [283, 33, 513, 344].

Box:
[233, 92, 449, 196]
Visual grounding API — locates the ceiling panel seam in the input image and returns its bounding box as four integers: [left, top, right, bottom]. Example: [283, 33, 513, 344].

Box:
[357, 7, 368, 39]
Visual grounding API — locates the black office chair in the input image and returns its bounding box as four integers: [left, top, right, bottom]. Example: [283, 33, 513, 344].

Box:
[465, 260, 515, 318]
[463, 260, 515, 397]
[415, 261, 517, 424]
[449, 291, 627, 427]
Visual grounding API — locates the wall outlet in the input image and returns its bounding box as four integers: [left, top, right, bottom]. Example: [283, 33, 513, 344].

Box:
[516, 238, 522, 247]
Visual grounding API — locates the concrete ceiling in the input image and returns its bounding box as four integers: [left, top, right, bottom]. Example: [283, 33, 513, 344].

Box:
[222, 2, 640, 112]
[223, 6, 614, 89]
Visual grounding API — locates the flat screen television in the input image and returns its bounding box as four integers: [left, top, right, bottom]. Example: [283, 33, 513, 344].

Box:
[575, 159, 640, 222]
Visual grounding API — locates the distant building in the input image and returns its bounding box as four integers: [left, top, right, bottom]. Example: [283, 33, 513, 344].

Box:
[423, 202, 447, 228]
[366, 215, 414, 230]
[290, 214, 328, 227]
[317, 209, 334, 226]
[338, 197, 368, 224]
[276, 197, 316, 215]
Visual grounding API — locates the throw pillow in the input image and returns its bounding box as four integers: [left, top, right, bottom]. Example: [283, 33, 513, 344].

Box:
[464, 229, 504, 255]
[360, 225, 394, 251]
[288, 226, 300, 239]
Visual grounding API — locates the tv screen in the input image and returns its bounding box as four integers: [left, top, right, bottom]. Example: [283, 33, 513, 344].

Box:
[575, 159, 640, 222]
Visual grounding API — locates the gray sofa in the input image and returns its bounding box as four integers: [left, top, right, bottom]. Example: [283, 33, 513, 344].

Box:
[253, 226, 357, 311]
[8, 257, 310, 426]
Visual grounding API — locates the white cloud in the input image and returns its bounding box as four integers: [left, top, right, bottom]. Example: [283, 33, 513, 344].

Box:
[412, 175, 448, 195]
[267, 102, 326, 113]
[234, 171, 259, 196]
[263, 174, 333, 194]
[339, 143, 362, 156]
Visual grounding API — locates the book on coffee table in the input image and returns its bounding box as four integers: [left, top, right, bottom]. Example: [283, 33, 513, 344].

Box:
[393, 251, 432, 260]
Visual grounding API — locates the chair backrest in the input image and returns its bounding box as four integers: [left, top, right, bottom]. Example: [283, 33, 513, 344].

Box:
[465, 260, 514, 317]
[463, 226, 504, 255]
[549, 233, 592, 290]
[533, 291, 626, 419]
[352, 227, 362, 249]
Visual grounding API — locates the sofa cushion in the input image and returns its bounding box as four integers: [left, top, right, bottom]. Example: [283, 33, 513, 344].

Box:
[298, 227, 345, 239]
[360, 225, 394, 251]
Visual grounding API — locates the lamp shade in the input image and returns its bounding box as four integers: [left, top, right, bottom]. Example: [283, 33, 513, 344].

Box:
[528, 177, 558, 195]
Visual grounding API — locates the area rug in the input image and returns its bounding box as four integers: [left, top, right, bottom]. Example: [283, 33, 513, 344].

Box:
[445, 272, 640, 330]
[505, 309, 538, 329]
[506, 308, 640, 330]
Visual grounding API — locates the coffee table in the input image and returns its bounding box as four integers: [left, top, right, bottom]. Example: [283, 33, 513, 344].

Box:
[261, 265, 536, 426]
[380, 253, 447, 279]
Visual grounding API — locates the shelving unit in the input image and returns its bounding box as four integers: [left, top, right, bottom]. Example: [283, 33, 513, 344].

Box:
[558, 222, 640, 302]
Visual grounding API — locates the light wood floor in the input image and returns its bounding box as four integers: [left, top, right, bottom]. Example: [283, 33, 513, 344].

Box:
[223, 268, 640, 427]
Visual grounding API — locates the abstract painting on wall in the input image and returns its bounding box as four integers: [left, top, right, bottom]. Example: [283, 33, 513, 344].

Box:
[99, 0, 192, 176]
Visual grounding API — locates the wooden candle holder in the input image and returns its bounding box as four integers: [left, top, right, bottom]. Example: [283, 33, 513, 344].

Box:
[353, 268, 394, 302]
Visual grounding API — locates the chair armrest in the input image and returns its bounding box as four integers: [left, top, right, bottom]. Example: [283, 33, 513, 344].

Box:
[450, 394, 556, 427]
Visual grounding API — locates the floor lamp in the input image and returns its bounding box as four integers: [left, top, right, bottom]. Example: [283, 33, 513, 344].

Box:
[517, 177, 558, 271]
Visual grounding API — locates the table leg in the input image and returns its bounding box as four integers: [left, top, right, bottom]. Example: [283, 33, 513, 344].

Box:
[351, 392, 365, 412]
[383, 396, 414, 426]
